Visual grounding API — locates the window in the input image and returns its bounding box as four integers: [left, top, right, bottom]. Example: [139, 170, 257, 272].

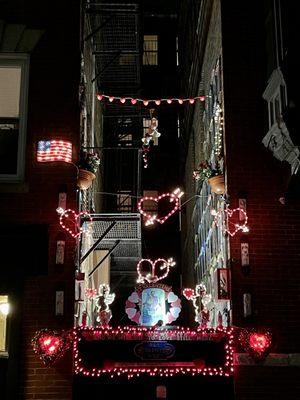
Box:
[263, 68, 287, 130]
[143, 35, 158, 66]
[117, 191, 133, 213]
[0, 54, 29, 181]
[117, 133, 133, 147]
[0, 295, 9, 354]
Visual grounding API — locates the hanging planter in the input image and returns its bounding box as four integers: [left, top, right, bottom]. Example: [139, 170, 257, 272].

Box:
[77, 169, 96, 190]
[193, 161, 225, 195]
[76, 151, 100, 190]
[208, 174, 225, 194]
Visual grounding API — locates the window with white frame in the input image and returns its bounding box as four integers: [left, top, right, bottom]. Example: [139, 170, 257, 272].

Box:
[0, 54, 29, 181]
[263, 68, 287, 130]
[143, 35, 158, 66]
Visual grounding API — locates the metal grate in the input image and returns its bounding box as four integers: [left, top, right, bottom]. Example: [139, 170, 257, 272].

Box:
[90, 214, 141, 240]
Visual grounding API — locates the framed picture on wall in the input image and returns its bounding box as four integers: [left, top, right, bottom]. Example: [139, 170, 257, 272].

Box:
[217, 268, 231, 300]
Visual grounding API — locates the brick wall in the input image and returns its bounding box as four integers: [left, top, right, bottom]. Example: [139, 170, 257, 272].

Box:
[0, 1, 80, 399]
[222, 0, 300, 353]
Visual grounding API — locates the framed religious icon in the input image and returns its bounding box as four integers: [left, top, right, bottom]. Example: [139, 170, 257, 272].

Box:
[217, 268, 231, 300]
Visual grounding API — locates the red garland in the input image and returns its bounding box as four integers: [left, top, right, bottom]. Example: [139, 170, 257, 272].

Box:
[31, 329, 72, 366]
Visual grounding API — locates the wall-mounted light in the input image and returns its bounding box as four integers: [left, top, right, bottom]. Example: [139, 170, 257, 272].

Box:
[0, 302, 9, 316]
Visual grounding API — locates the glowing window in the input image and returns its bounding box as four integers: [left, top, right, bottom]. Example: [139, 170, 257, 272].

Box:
[0, 295, 9, 353]
[143, 35, 158, 66]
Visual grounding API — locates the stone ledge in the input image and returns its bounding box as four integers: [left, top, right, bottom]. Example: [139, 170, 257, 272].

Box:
[234, 353, 300, 366]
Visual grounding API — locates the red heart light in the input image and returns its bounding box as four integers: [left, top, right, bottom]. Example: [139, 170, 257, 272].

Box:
[59, 208, 92, 239]
[32, 329, 72, 366]
[239, 329, 272, 361]
[183, 288, 195, 300]
[138, 193, 180, 225]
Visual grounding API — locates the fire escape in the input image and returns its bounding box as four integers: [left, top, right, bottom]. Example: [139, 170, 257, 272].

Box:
[76, 1, 144, 326]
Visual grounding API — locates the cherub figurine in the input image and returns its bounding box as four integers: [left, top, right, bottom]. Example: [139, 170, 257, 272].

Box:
[183, 283, 212, 328]
[95, 284, 115, 326]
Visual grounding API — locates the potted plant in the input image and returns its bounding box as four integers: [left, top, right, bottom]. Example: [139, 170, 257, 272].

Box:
[193, 160, 225, 194]
[77, 151, 100, 190]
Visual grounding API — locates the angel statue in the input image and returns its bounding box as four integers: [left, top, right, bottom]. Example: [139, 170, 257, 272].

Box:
[95, 284, 115, 326]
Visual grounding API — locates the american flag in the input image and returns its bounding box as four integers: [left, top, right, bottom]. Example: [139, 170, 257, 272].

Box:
[37, 140, 72, 163]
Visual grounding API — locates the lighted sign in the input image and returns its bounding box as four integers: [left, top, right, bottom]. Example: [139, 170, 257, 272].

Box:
[37, 140, 72, 163]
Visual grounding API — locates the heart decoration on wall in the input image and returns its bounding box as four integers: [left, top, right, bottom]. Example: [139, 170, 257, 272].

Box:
[213, 207, 249, 237]
[137, 189, 183, 226]
[136, 258, 176, 284]
[166, 292, 182, 323]
[238, 328, 272, 361]
[224, 207, 248, 237]
[59, 208, 92, 239]
[31, 329, 72, 366]
[125, 291, 142, 324]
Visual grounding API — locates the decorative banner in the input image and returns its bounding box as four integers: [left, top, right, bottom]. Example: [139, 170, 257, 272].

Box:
[74, 326, 234, 379]
[183, 283, 212, 327]
[138, 188, 184, 226]
[59, 209, 92, 239]
[31, 329, 72, 366]
[137, 258, 176, 284]
[238, 329, 272, 361]
[37, 140, 72, 163]
[213, 207, 249, 237]
[96, 93, 206, 106]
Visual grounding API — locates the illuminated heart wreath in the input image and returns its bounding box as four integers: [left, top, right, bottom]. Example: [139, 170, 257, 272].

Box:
[238, 329, 272, 361]
[137, 258, 176, 284]
[31, 329, 72, 366]
[59, 208, 93, 239]
[138, 188, 183, 226]
[213, 207, 249, 237]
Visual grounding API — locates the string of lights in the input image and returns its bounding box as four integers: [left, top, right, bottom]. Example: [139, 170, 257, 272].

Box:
[96, 93, 206, 106]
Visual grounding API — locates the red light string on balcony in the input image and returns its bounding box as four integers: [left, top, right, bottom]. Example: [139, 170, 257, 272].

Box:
[96, 93, 206, 106]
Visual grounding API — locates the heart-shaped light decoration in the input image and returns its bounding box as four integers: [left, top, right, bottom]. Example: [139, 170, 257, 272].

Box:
[32, 329, 72, 366]
[138, 190, 182, 225]
[183, 288, 195, 300]
[214, 207, 249, 237]
[239, 329, 272, 361]
[59, 208, 92, 239]
[136, 258, 176, 284]
[224, 207, 248, 237]
[166, 292, 182, 323]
